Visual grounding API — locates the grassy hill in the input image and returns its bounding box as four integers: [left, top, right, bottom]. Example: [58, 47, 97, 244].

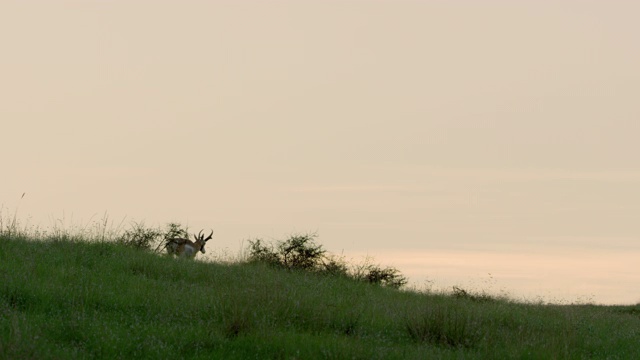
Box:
[1, 234, 639, 359]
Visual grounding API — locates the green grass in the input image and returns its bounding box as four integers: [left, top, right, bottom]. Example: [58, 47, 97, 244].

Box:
[1, 234, 639, 359]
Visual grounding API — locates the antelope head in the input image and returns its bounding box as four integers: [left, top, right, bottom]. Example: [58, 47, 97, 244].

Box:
[193, 229, 214, 255]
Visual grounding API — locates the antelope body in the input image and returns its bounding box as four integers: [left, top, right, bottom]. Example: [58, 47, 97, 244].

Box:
[165, 230, 213, 258]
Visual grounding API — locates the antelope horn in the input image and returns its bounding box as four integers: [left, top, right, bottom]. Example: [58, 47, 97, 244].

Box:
[204, 230, 214, 241]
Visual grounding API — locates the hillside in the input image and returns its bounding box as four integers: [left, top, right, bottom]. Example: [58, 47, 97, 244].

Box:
[1, 235, 639, 359]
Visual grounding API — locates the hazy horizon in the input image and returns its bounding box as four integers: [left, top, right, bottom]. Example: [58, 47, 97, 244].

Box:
[2, 0, 639, 304]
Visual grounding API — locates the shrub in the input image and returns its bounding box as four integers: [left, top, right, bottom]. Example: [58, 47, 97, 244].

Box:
[319, 255, 350, 278]
[163, 222, 189, 242]
[117, 222, 162, 250]
[246, 234, 407, 289]
[352, 261, 408, 289]
[364, 265, 408, 289]
[119, 222, 190, 252]
[246, 233, 325, 271]
[246, 239, 281, 267]
[278, 233, 325, 271]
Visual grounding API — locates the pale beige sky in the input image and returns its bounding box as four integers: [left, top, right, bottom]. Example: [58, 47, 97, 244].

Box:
[1, 1, 639, 304]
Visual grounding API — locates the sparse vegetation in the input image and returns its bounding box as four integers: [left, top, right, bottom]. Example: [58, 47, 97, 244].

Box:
[1, 217, 639, 359]
[452, 286, 498, 303]
[405, 302, 481, 348]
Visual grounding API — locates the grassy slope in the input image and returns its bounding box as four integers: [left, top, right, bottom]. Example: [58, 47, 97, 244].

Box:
[1, 235, 638, 359]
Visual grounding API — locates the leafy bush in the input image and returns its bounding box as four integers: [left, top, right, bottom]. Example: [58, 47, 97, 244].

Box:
[163, 222, 189, 242]
[363, 265, 408, 289]
[319, 255, 350, 278]
[351, 258, 408, 289]
[246, 239, 281, 267]
[117, 222, 163, 250]
[278, 233, 325, 270]
[119, 222, 190, 252]
[247, 233, 324, 271]
[246, 233, 407, 288]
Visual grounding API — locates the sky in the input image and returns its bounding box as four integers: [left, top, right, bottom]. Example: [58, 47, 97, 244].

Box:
[1, 0, 639, 305]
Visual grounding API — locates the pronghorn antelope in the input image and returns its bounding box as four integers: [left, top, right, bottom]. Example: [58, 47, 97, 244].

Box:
[164, 230, 213, 258]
